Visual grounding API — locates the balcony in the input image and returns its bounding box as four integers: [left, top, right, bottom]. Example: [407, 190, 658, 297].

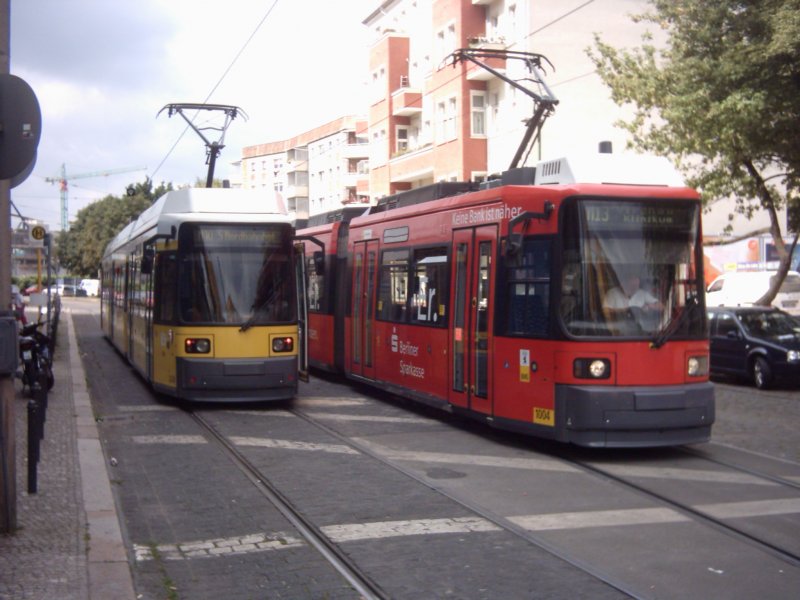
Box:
[391, 80, 422, 117]
[467, 36, 507, 51]
[389, 145, 434, 183]
[285, 159, 308, 173]
[343, 171, 369, 188]
[465, 56, 506, 81]
[342, 142, 370, 159]
[285, 184, 308, 198]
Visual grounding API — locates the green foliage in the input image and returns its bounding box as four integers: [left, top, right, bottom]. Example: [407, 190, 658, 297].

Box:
[56, 178, 173, 276]
[589, 0, 800, 303]
[589, 0, 798, 204]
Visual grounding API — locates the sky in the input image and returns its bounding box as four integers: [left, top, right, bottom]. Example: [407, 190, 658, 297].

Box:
[9, 0, 376, 231]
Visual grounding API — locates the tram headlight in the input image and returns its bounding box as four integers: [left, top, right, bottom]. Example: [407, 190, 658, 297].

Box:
[687, 355, 708, 377]
[272, 336, 294, 353]
[185, 338, 211, 354]
[573, 358, 611, 379]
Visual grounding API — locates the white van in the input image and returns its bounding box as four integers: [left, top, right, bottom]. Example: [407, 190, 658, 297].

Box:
[79, 279, 100, 297]
[706, 270, 800, 315]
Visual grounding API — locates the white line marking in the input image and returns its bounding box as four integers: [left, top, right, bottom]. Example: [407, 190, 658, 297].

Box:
[133, 497, 800, 562]
[593, 463, 777, 486]
[134, 532, 305, 562]
[351, 440, 576, 473]
[510, 498, 800, 532]
[354, 440, 781, 485]
[230, 437, 359, 454]
[698, 498, 800, 519]
[227, 410, 295, 418]
[320, 517, 501, 542]
[306, 412, 434, 424]
[131, 435, 207, 445]
[509, 507, 689, 531]
[300, 398, 368, 407]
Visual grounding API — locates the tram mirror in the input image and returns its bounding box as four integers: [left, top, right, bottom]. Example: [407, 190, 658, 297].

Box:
[141, 247, 155, 274]
[313, 251, 325, 275]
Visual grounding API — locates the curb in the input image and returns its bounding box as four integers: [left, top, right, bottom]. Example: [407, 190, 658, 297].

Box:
[66, 310, 136, 599]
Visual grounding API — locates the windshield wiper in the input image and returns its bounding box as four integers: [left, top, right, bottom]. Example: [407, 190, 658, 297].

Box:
[239, 311, 259, 332]
[650, 297, 700, 349]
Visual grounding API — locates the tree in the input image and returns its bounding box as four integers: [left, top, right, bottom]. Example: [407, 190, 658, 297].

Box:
[56, 178, 172, 276]
[589, 0, 800, 305]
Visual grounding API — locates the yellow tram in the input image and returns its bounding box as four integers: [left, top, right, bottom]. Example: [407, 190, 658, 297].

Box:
[101, 187, 307, 402]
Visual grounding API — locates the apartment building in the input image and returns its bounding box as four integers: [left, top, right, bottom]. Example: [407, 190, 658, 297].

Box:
[363, 0, 536, 198]
[241, 116, 369, 218]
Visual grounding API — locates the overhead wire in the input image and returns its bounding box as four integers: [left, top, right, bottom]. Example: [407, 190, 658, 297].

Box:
[150, 0, 281, 181]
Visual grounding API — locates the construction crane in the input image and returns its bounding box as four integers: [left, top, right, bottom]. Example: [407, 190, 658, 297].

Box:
[45, 164, 147, 231]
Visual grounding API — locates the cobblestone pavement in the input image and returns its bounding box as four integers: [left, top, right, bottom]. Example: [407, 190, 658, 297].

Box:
[711, 377, 800, 463]
[1, 297, 798, 599]
[0, 319, 88, 600]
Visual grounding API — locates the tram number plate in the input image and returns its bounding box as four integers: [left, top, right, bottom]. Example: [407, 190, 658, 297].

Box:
[533, 407, 554, 427]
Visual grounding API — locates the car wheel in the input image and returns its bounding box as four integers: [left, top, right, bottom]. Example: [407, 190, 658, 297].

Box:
[752, 356, 772, 390]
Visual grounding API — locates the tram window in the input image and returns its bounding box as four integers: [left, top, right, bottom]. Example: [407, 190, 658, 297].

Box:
[155, 253, 177, 323]
[410, 247, 448, 327]
[503, 238, 551, 336]
[129, 254, 140, 317]
[377, 249, 409, 322]
[306, 254, 325, 312]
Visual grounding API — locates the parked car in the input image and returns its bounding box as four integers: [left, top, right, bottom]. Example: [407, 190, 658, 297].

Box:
[706, 270, 800, 315]
[707, 306, 800, 389]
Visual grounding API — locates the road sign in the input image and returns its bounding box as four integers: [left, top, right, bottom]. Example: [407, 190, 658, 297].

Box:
[29, 224, 47, 245]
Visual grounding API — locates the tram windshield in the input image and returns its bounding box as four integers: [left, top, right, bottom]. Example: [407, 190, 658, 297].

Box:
[178, 223, 295, 325]
[560, 198, 706, 339]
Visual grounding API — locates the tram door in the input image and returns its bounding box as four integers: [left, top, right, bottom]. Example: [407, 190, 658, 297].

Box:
[294, 243, 309, 382]
[450, 226, 496, 415]
[350, 240, 378, 380]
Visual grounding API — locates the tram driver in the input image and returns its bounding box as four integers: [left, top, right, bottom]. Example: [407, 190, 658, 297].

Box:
[603, 269, 662, 332]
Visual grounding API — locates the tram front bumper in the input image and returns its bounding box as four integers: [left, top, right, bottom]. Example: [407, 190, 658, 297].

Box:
[176, 356, 298, 402]
[554, 382, 715, 447]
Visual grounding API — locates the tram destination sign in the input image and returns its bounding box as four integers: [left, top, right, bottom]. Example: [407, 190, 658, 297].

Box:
[192, 226, 283, 248]
[582, 201, 696, 232]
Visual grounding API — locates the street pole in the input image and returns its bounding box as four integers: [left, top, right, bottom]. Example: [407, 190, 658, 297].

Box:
[0, 0, 16, 533]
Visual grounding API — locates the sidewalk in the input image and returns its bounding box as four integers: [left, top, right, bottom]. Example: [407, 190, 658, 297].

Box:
[0, 307, 134, 600]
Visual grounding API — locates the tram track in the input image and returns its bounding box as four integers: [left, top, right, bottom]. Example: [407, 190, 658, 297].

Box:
[187, 409, 391, 600]
[188, 405, 641, 599]
[677, 445, 800, 491]
[559, 449, 800, 568]
[286, 396, 800, 590]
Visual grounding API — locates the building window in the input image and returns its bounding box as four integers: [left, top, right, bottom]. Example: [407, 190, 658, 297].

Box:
[437, 96, 457, 142]
[435, 22, 456, 66]
[471, 92, 486, 137]
[396, 126, 409, 154]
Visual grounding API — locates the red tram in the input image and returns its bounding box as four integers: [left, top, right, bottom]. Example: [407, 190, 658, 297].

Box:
[297, 155, 714, 447]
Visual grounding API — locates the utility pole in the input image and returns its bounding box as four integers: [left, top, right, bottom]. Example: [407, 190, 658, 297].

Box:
[1, 0, 41, 533]
[1, 0, 14, 534]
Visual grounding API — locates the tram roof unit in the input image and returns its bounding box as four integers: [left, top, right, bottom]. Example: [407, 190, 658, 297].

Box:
[352, 153, 689, 223]
[104, 187, 292, 256]
[532, 153, 686, 187]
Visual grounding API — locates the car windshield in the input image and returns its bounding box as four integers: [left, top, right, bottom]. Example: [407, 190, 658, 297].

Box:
[738, 311, 800, 340]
